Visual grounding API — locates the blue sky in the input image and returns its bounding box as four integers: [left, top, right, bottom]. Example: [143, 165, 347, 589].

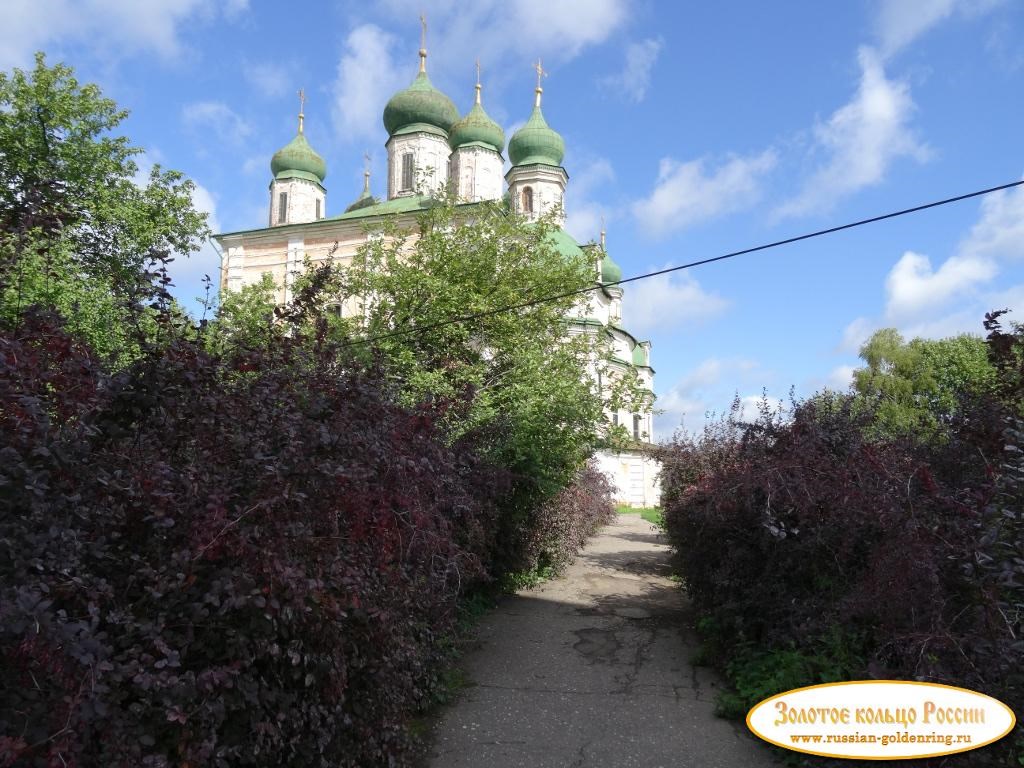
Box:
[5, 0, 1023, 439]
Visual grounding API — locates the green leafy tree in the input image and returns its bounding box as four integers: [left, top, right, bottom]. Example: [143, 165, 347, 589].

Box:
[201, 273, 282, 355]
[0, 52, 210, 359]
[852, 328, 997, 440]
[308, 196, 627, 506]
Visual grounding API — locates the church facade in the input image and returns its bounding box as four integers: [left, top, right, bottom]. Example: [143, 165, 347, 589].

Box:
[214, 41, 660, 507]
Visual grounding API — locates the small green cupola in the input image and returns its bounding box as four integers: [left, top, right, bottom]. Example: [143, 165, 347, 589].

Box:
[270, 97, 326, 185]
[449, 78, 504, 153]
[269, 91, 328, 226]
[271, 133, 327, 184]
[600, 253, 623, 284]
[508, 69, 564, 167]
[344, 164, 377, 213]
[508, 105, 564, 166]
[598, 228, 622, 284]
[383, 39, 459, 137]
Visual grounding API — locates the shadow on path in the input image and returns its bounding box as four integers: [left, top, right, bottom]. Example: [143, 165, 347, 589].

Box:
[423, 515, 776, 768]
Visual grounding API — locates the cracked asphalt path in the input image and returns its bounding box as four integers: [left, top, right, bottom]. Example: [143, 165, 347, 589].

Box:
[425, 514, 776, 767]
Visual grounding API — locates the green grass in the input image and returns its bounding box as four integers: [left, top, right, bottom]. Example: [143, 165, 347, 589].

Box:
[616, 504, 664, 527]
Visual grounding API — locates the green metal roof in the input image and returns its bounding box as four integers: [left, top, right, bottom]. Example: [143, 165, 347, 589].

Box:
[546, 227, 585, 261]
[331, 194, 437, 221]
[567, 317, 605, 328]
[383, 71, 459, 136]
[271, 132, 326, 183]
[508, 105, 564, 167]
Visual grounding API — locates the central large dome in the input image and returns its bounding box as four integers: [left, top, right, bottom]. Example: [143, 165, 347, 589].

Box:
[383, 71, 459, 136]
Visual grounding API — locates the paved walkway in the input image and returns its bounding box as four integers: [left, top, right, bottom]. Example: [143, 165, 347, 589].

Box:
[425, 514, 776, 767]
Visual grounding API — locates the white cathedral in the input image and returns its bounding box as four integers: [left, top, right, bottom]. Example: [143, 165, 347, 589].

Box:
[214, 37, 660, 507]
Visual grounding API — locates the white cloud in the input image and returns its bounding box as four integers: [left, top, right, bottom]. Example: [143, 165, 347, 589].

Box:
[775, 47, 928, 219]
[959, 180, 1024, 263]
[365, 0, 630, 97]
[601, 37, 662, 102]
[838, 181, 1024, 354]
[654, 358, 769, 438]
[876, 0, 1006, 58]
[839, 316, 874, 353]
[513, 0, 628, 57]
[0, 0, 246, 70]
[168, 182, 222, 312]
[827, 365, 856, 390]
[625, 271, 729, 334]
[242, 60, 292, 99]
[876, 0, 958, 57]
[884, 250, 996, 318]
[182, 101, 252, 145]
[631, 150, 777, 238]
[564, 157, 614, 243]
[884, 181, 1024, 318]
[736, 394, 786, 424]
[332, 24, 404, 142]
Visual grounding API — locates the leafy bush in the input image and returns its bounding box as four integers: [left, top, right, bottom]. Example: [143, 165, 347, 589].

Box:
[661, 314, 1024, 766]
[0, 54, 619, 767]
[518, 463, 615, 576]
[0, 311, 508, 767]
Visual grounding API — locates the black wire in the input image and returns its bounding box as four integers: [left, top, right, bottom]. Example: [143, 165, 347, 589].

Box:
[339, 179, 1024, 348]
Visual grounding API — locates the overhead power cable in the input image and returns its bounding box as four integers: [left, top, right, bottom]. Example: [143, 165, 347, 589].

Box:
[339, 179, 1024, 348]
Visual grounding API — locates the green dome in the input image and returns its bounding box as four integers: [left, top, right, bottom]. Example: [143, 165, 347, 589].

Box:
[449, 101, 504, 152]
[271, 132, 326, 184]
[508, 105, 564, 166]
[600, 254, 622, 284]
[383, 71, 459, 136]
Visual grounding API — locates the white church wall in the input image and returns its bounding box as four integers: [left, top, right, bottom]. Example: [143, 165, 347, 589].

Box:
[594, 449, 662, 508]
[451, 145, 503, 202]
[387, 132, 450, 198]
[269, 178, 324, 226]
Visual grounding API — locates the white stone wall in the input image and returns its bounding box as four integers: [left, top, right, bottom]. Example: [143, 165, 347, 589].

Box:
[386, 132, 450, 198]
[269, 178, 324, 226]
[594, 449, 662, 508]
[450, 145, 503, 202]
[505, 165, 567, 226]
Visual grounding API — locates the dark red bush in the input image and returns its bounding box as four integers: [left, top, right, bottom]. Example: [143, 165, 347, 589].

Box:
[521, 463, 615, 575]
[660, 316, 1024, 765]
[0, 311, 507, 767]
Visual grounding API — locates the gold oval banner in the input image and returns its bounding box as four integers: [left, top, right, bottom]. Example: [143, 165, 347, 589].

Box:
[746, 680, 1016, 760]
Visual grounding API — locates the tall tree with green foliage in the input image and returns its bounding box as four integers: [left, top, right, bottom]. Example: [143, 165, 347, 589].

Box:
[852, 328, 997, 440]
[0, 53, 210, 360]
[296, 197, 631, 516]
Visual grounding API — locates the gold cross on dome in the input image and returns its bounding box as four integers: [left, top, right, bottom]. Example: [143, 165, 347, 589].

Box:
[297, 88, 306, 133]
[534, 58, 547, 89]
[419, 14, 428, 71]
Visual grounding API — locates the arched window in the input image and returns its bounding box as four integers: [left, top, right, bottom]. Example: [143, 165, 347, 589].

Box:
[521, 186, 534, 213]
